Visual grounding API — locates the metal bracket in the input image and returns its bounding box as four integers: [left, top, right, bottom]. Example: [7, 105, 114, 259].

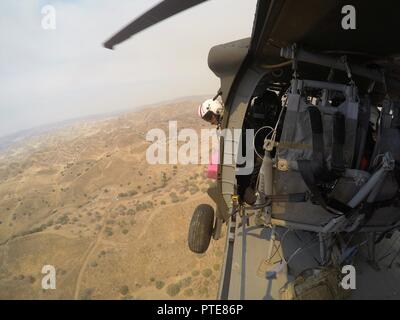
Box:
[340, 55, 354, 85]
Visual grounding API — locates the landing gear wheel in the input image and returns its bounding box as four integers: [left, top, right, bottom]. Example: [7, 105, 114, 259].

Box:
[188, 204, 215, 254]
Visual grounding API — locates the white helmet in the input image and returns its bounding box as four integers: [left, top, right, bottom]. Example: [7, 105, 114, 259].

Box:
[198, 99, 223, 120]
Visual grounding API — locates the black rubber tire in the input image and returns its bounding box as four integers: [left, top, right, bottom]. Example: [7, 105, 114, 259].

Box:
[188, 204, 215, 254]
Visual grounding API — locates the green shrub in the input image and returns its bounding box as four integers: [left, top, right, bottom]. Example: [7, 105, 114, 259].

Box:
[202, 269, 212, 278]
[189, 186, 199, 195]
[136, 201, 154, 211]
[119, 285, 129, 296]
[56, 214, 69, 225]
[198, 286, 208, 296]
[105, 227, 113, 237]
[128, 190, 138, 196]
[179, 277, 192, 288]
[191, 270, 200, 277]
[215, 250, 223, 257]
[166, 283, 181, 297]
[183, 288, 194, 297]
[46, 220, 54, 227]
[155, 281, 165, 289]
[169, 192, 180, 203]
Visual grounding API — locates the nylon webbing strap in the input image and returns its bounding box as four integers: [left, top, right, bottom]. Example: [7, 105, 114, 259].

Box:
[332, 112, 346, 174]
[298, 159, 328, 207]
[354, 97, 371, 168]
[308, 106, 325, 166]
[298, 106, 328, 207]
[298, 106, 351, 215]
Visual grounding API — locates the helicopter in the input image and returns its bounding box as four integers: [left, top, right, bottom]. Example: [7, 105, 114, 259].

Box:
[104, 0, 400, 299]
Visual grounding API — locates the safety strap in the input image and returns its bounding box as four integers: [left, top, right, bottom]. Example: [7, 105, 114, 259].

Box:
[357, 196, 400, 231]
[308, 106, 325, 166]
[298, 106, 351, 215]
[332, 112, 346, 174]
[301, 106, 337, 181]
[354, 96, 371, 169]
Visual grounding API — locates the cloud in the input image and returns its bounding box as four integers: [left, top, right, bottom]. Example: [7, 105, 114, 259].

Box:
[0, 0, 256, 137]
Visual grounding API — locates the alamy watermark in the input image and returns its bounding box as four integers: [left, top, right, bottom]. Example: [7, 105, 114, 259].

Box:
[341, 5, 356, 30]
[341, 264, 356, 290]
[41, 5, 56, 30]
[146, 121, 255, 175]
[41, 264, 56, 289]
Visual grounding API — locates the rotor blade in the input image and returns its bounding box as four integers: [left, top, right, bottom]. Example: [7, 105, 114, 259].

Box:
[104, 0, 209, 49]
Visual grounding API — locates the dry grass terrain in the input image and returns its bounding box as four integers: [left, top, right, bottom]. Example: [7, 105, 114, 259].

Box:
[0, 98, 225, 299]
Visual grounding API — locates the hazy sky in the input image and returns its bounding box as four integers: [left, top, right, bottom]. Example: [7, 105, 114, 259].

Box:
[0, 0, 257, 137]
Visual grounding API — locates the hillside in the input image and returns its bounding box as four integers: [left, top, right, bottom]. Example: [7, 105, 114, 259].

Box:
[0, 98, 225, 299]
